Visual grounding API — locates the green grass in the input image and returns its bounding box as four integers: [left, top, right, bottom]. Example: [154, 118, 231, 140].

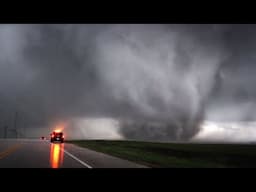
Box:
[66, 140, 256, 168]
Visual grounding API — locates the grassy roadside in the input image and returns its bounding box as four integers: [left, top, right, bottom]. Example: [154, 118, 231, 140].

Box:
[66, 140, 256, 168]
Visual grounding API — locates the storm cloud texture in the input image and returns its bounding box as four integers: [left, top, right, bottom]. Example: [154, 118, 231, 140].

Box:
[0, 24, 255, 141]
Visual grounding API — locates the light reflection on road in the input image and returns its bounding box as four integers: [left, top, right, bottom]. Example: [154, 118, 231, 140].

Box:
[49, 143, 64, 168]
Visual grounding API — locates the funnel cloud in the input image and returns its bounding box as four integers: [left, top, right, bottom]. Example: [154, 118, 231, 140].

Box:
[0, 24, 255, 142]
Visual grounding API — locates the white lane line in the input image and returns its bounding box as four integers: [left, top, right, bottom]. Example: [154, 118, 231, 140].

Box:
[48, 141, 92, 168]
[60, 148, 93, 169]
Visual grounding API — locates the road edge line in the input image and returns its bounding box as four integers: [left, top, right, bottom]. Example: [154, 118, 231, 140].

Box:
[61, 149, 93, 168]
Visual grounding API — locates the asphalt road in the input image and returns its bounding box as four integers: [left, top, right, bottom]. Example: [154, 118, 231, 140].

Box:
[0, 139, 147, 168]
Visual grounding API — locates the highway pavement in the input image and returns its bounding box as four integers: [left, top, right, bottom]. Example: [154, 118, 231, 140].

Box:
[0, 139, 147, 168]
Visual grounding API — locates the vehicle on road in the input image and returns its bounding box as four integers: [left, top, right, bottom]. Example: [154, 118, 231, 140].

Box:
[41, 136, 46, 140]
[50, 130, 64, 143]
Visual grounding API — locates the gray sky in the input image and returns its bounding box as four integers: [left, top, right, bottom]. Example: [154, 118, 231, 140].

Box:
[0, 24, 255, 142]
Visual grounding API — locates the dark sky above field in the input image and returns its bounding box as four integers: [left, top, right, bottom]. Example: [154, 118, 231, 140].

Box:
[0, 24, 256, 141]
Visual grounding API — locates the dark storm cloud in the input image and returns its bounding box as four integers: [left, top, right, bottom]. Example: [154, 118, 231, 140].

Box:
[0, 24, 254, 140]
[206, 24, 256, 122]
